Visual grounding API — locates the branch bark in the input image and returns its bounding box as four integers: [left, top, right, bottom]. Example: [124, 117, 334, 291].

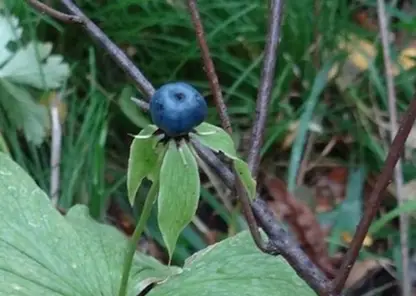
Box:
[376, 0, 410, 295]
[247, 0, 285, 178]
[333, 97, 416, 293]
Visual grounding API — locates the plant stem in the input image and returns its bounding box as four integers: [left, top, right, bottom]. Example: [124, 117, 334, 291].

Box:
[118, 181, 159, 296]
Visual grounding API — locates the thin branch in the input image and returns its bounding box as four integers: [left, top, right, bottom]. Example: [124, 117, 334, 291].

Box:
[60, 0, 155, 98]
[247, 0, 285, 177]
[131, 97, 150, 112]
[376, 0, 410, 295]
[333, 97, 416, 293]
[50, 94, 62, 206]
[187, 0, 267, 251]
[186, 0, 232, 134]
[191, 138, 335, 296]
[252, 199, 335, 295]
[26, 0, 155, 99]
[26, 0, 82, 23]
[232, 165, 266, 251]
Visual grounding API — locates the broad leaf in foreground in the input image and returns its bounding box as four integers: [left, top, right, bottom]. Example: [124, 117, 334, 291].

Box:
[192, 122, 256, 200]
[158, 140, 200, 261]
[148, 231, 316, 296]
[0, 152, 177, 296]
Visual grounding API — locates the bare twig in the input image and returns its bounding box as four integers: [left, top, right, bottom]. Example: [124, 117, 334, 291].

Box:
[186, 0, 268, 251]
[297, 131, 316, 186]
[247, 0, 285, 177]
[26, 0, 155, 98]
[50, 93, 62, 206]
[191, 138, 335, 296]
[27, 0, 82, 23]
[333, 97, 416, 293]
[376, 1, 410, 295]
[186, 0, 232, 134]
[232, 164, 266, 251]
[131, 97, 150, 111]
[60, 0, 155, 98]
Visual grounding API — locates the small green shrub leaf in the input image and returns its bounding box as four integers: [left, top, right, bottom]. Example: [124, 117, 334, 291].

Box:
[127, 124, 159, 204]
[158, 140, 200, 261]
[147, 231, 315, 296]
[193, 122, 236, 157]
[0, 152, 177, 296]
[192, 122, 256, 199]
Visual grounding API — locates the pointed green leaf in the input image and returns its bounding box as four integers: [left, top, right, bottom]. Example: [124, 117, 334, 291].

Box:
[158, 140, 200, 261]
[193, 122, 236, 157]
[127, 124, 159, 204]
[233, 158, 256, 200]
[0, 152, 177, 296]
[192, 122, 256, 200]
[148, 231, 315, 296]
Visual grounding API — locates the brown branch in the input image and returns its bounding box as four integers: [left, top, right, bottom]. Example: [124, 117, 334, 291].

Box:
[131, 97, 150, 111]
[60, 0, 155, 98]
[186, 0, 232, 134]
[186, 0, 267, 251]
[26, 0, 82, 23]
[25, 0, 155, 99]
[333, 97, 416, 293]
[376, 0, 410, 295]
[191, 138, 336, 296]
[247, 0, 285, 177]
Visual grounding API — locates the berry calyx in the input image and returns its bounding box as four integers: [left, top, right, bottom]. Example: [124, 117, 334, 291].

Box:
[149, 82, 208, 137]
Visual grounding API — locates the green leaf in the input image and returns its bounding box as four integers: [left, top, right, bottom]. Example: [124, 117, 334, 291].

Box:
[158, 140, 200, 261]
[0, 152, 176, 296]
[147, 231, 315, 296]
[193, 122, 237, 156]
[233, 158, 256, 200]
[0, 41, 70, 89]
[0, 14, 23, 65]
[318, 165, 367, 255]
[0, 79, 49, 145]
[192, 122, 256, 199]
[287, 58, 336, 192]
[118, 86, 151, 128]
[127, 124, 159, 204]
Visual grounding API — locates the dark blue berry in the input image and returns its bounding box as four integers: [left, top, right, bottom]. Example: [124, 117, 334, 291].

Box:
[149, 82, 208, 137]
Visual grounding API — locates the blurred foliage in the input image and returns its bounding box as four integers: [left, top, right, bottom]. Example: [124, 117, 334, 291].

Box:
[1, 0, 415, 268]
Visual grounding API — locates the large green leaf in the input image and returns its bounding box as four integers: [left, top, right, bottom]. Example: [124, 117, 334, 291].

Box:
[192, 122, 256, 200]
[158, 140, 200, 261]
[0, 152, 176, 296]
[127, 124, 159, 204]
[148, 231, 316, 296]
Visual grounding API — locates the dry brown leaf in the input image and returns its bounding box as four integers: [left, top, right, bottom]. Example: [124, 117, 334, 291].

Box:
[331, 34, 377, 90]
[263, 174, 336, 277]
[341, 231, 373, 248]
[393, 43, 416, 75]
[345, 259, 392, 289]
